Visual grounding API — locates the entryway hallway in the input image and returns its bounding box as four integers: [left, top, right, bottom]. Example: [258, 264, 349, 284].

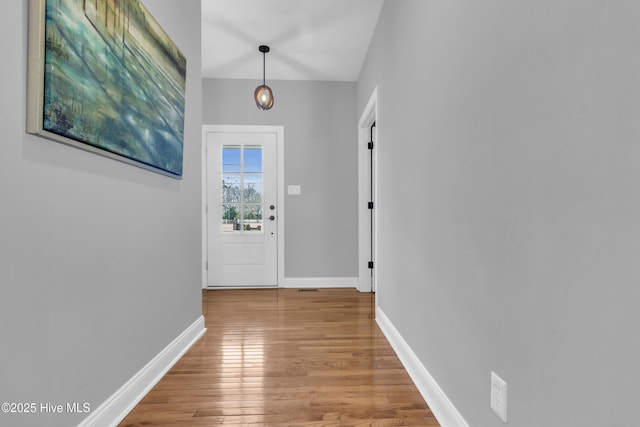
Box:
[120, 288, 439, 426]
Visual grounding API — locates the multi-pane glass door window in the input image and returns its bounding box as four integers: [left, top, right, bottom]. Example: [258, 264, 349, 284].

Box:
[221, 145, 263, 233]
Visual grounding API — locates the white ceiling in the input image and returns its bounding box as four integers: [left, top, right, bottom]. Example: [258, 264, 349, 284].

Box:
[201, 0, 385, 82]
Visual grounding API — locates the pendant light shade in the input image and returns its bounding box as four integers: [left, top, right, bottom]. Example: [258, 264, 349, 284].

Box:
[254, 85, 274, 110]
[255, 45, 274, 110]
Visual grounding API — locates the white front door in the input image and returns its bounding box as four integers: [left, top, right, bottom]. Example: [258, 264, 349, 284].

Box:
[206, 129, 278, 287]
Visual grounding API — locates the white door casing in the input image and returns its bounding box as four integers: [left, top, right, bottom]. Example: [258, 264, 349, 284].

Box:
[203, 125, 284, 288]
[358, 88, 378, 293]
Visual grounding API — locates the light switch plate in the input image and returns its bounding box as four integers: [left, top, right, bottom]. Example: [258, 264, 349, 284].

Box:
[288, 185, 301, 195]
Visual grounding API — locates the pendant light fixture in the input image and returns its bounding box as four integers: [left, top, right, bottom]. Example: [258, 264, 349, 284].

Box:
[254, 45, 274, 110]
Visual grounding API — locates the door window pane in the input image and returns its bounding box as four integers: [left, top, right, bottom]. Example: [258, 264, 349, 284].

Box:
[244, 205, 263, 233]
[244, 146, 262, 173]
[220, 145, 264, 234]
[243, 179, 263, 203]
[221, 204, 240, 232]
[222, 146, 241, 173]
[221, 174, 241, 203]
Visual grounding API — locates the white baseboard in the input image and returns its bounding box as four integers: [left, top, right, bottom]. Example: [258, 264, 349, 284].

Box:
[376, 308, 470, 427]
[283, 277, 358, 289]
[202, 278, 358, 289]
[78, 316, 206, 427]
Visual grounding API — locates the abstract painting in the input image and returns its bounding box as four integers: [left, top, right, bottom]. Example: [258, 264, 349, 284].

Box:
[28, 0, 186, 177]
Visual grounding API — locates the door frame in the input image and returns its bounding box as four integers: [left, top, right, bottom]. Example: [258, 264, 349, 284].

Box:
[202, 124, 285, 288]
[358, 88, 378, 293]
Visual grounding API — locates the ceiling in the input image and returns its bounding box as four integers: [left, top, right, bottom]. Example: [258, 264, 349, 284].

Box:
[201, 0, 385, 82]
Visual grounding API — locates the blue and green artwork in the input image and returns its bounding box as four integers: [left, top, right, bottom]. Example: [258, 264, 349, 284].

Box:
[43, 0, 186, 176]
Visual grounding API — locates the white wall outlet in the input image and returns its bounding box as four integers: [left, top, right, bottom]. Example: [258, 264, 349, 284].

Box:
[491, 371, 508, 423]
[288, 185, 301, 195]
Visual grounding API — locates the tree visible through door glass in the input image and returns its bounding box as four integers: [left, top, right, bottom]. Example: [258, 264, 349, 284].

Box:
[221, 145, 263, 233]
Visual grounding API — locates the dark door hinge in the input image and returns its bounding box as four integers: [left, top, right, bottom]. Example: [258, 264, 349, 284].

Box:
[368, 261, 374, 269]
[368, 142, 374, 150]
[368, 201, 374, 210]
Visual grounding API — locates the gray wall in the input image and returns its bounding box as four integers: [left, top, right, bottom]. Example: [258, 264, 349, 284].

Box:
[358, 1, 640, 426]
[202, 78, 358, 278]
[0, 1, 202, 426]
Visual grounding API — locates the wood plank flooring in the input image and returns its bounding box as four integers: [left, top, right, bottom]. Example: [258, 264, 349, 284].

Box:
[119, 288, 440, 426]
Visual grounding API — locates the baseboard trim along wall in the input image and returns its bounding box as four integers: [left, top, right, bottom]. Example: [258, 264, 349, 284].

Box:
[283, 277, 358, 289]
[78, 316, 206, 427]
[203, 278, 359, 289]
[376, 308, 470, 427]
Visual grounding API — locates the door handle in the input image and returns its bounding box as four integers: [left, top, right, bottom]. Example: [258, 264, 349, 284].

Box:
[269, 215, 275, 221]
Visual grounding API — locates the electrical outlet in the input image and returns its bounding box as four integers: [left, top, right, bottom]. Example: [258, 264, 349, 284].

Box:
[491, 371, 508, 423]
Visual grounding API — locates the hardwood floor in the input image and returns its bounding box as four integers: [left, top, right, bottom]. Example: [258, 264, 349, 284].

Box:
[119, 288, 440, 426]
